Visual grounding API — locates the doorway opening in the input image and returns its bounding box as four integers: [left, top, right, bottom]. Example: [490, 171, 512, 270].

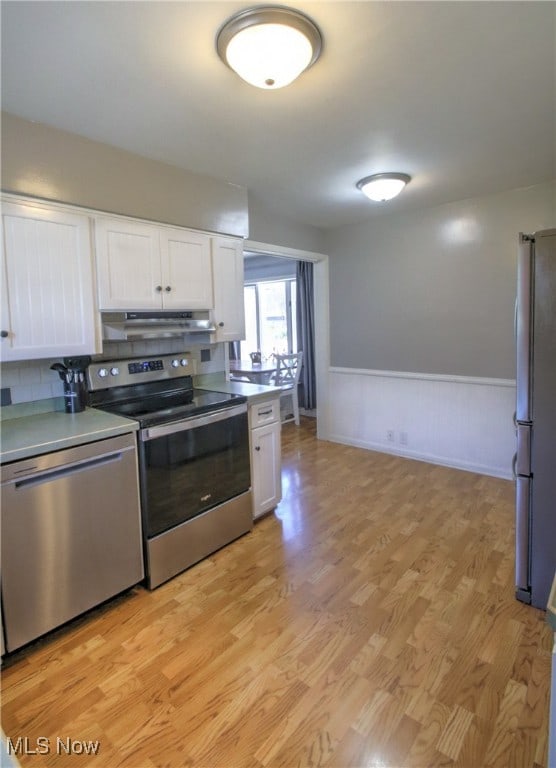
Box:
[241, 240, 329, 441]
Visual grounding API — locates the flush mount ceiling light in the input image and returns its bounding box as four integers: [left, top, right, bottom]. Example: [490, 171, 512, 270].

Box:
[356, 173, 411, 202]
[216, 5, 322, 90]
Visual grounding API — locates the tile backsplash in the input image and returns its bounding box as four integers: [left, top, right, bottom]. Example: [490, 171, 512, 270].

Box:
[0, 340, 226, 405]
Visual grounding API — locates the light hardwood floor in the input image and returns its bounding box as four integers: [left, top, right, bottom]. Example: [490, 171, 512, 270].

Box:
[2, 418, 552, 767]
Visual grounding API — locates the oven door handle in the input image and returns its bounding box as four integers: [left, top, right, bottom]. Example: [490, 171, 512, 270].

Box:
[140, 403, 247, 441]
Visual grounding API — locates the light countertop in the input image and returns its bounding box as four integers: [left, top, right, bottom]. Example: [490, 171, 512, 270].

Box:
[1, 407, 138, 464]
[195, 376, 281, 404]
[0, 377, 279, 464]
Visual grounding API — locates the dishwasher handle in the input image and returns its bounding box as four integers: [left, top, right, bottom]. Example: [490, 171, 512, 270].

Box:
[12, 449, 131, 490]
[1, 432, 138, 486]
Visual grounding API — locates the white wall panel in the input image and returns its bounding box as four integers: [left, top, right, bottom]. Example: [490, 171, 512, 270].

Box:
[327, 367, 516, 479]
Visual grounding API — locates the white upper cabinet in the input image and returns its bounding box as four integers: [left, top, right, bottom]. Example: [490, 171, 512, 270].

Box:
[1, 200, 99, 362]
[96, 218, 161, 309]
[96, 217, 213, 311]
[160, 228, 213, 310]
[211, 236, 245, 342]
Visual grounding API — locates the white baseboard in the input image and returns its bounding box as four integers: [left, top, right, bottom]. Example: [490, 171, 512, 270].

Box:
[326, 368, 516, 479]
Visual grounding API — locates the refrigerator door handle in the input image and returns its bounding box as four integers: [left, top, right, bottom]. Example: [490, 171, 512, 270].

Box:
[516, 234, 533, 423]
[516, 423, 532, 477]
[515, 475, 531, 601]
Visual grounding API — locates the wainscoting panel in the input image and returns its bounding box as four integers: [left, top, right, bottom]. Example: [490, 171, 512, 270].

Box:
[327, 368, 516, 479]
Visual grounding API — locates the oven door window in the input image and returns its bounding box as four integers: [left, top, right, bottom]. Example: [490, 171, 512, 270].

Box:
[142, 412, 250, 537]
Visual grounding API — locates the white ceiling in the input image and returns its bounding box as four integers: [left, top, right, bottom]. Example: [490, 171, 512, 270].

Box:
[1, 1, 554, 229]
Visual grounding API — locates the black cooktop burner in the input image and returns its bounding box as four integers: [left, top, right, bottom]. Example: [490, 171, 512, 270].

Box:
[87, 354, 246, 428]
[97, 389, 246, 428]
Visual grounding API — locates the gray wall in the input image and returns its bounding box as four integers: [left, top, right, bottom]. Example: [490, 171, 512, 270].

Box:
[3, 112, 555, 382]
[1, 112, 249, 237]
[323, 182, 555, 378]
[247, 195, 324, 254]
[0, 112, 325, 253]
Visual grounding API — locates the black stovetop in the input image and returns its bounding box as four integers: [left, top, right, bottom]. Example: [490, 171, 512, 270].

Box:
[89, 372, 246, 428]
[99, 389, 246, 428]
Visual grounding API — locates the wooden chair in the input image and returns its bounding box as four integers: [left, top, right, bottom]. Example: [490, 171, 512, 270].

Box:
[270, 352, 303, 425]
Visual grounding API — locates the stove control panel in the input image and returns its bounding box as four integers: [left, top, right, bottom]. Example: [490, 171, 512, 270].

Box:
[128, 359, 164, 374]
[87, 354, 195, 391]
[96, 366, 120, 378]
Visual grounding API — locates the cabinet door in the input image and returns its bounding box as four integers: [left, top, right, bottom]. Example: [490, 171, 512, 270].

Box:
[251, 421, 282, 519]
[96, 218, 162, 309]
[1, 202, 99, 361]
[160, 228, 213, 309]
[211, 237, 245, 341]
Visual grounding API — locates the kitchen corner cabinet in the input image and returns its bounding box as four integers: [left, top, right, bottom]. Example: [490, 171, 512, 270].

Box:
[249, 397, 282, 519]
[95, 218, 213, 310]
[1, 200, 99, 362]
[211, 236, 245, 342]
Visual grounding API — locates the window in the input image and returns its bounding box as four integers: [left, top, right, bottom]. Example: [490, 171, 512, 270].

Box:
[240, 279, 297, 360]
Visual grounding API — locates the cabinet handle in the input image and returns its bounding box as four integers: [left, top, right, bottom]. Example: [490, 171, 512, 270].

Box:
[155, 285, 162, 292]
[165, 286, 172, 292]
[0, 330, 8, 338]
[258, 409, 272, 416]
[218, 322, 224, 327]
[255, 446, 261, 451]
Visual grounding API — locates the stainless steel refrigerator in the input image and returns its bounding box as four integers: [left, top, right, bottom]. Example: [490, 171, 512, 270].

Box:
[515, 228, 556, 609]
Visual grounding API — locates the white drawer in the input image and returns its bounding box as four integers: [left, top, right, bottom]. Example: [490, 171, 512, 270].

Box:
[250, 399, 280, 428]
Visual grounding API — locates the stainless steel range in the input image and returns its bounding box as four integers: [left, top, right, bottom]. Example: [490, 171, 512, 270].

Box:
[87, 354, 252, 589]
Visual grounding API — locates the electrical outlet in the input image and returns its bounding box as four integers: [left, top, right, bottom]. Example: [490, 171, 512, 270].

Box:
[399, 431, 408, 446]
[387, 430, 395, 442]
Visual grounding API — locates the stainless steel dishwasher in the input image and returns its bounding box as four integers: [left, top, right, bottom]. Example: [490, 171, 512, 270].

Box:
[1, 432, 144, 652]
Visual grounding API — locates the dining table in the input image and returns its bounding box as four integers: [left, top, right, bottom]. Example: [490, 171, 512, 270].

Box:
[229, 359, 277, 385]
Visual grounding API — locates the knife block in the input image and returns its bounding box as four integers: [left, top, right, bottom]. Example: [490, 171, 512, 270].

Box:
[64, 380, 87, 414]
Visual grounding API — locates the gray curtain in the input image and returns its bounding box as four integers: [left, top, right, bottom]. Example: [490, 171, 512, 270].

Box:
[296, 261, 316, 410]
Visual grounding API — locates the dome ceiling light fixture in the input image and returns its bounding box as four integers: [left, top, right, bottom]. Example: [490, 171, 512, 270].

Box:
[216, 5, 323, 90]
[356, 173, 412, 202]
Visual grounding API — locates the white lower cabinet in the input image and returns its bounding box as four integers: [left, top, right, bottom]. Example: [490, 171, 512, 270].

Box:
[249, 397, 282, 520]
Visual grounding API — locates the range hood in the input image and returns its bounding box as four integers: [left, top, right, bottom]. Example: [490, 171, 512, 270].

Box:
[102, 311, 216, 341]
